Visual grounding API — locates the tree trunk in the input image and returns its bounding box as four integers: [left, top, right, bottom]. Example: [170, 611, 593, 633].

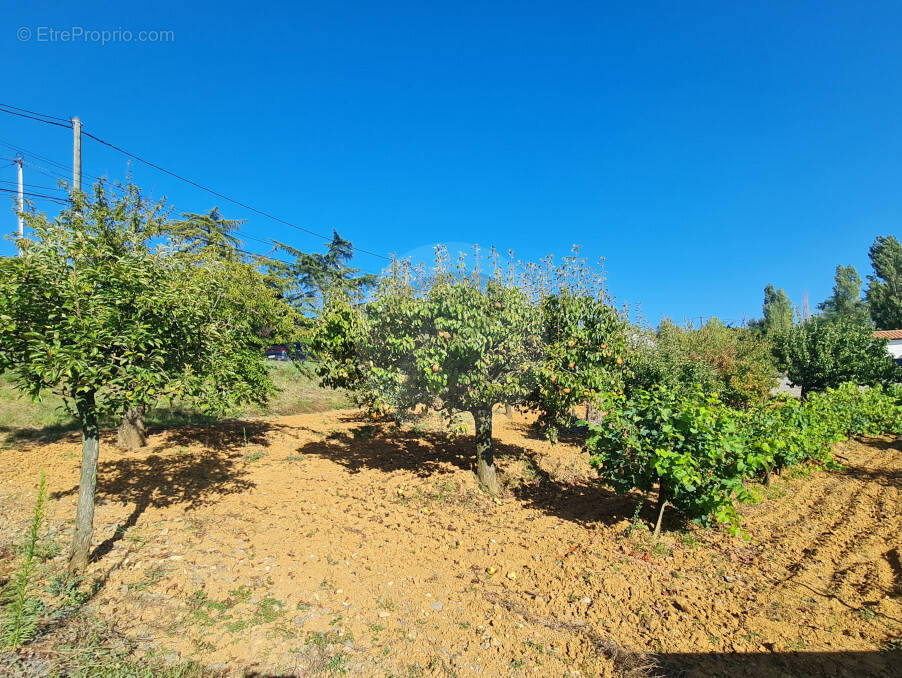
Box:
[505, 403, 512, 418]
[117, 405, 147, 449]
[653, 481, 669, 539]
[473, 408, 500, 495]
[69, 391, 100, 574]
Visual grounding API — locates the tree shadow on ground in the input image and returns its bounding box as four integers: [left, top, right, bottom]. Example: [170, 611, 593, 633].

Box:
[297, 427, 473, 477]
[0, 422, 82, 448]
[48, 420, 288, 564]
[838, 464, 901, 488]
[656, 650, 900, 678]
[150, 419, 287, 454]
[295, 425, 646, 527]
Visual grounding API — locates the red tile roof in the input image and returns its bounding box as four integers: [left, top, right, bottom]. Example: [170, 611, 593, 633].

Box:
[873, 329, 902, 340]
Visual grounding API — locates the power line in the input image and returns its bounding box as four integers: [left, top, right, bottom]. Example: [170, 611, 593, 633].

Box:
[0, 187, 69, 204]
[0, 105, 72, 129]
[81, 129, 391, 261]
[0, 104, 392, 262]
[0, 179, 66, 192]
[0, 103, 71, 123]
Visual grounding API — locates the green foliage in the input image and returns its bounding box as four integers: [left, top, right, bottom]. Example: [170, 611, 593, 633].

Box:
[343, 251, 543, 417]
[587, 387, 752, 531]
[865, 235, 902, 330]
[0, 180, 298, 571]
[588, 381, 902, 533]
[2, 471, 47, 649]
[168, 207, 245, 259]
[269, 230, 376, 313]
[630, 318, 777, 408]
[311, 247, 628, 490]
[0, 182, 297, 420]
[818, 265, 868, 321]
[780, 315, 897, 396]
[762, 285, 794, 336]
[534, 278, 630, 441]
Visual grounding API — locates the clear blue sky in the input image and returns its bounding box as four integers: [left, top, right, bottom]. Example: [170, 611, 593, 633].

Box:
[2, 1, 900, 325]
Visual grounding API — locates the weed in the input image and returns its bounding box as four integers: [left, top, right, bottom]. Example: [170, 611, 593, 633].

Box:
[244, 449, 266, 464]
[46, 571, 95, 609]
[2, 470, 48, 649]
[325, 652, 350, 676]
[856, 607, 877, 622]
[679, 531, 699, 547]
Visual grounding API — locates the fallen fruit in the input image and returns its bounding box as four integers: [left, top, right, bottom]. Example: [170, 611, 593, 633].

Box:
[506, 572, 517, 580]
[486, 566, 497, 575]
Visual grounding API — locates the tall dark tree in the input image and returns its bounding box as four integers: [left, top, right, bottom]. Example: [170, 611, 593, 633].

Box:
[271, 230, 376, 311]
[866, 235, 902, 330]
[819, 265, 868, 321]
[168, 207, 245, 259]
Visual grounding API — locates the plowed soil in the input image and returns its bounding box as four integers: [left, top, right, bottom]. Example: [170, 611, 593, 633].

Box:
[0, 409, 899, 677]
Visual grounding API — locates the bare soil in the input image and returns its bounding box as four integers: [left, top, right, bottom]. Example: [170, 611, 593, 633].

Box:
[0, 409, 899, 677]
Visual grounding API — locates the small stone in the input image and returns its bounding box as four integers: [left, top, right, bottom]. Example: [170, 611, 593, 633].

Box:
[579, 597, 592, 605]
[430, 601, 444, 612]
[378, 610, 391, 618]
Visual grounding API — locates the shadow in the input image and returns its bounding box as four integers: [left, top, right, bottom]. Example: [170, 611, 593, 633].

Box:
[887, 547, 902, 597]
[150, 419, 287, 453]
[0, 406, 252, 449]
[49, 422, 284, 563]
[502, 439, 652, 527]
[656, 650, 900, 678]
[295, 427, 472, 478]
[295, 424, 643, 527]
[838, 464, 902, 489]
[0, 422, 81, 447]
[508, 419, 589, 446]
[855, 436, 902, 453]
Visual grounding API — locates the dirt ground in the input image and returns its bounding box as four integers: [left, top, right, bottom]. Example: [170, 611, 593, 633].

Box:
[0, 408, 899, 677]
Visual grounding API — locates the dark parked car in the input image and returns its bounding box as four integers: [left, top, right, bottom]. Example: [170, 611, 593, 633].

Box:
[265, 346, 290, 361]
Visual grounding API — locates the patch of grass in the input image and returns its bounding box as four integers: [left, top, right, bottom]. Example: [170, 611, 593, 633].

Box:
[0, 363, 348, 447]
[324, 652, 350, 676]
[243, 449, 266, 464]
[376, 598, 397, 611]
[856, 607, 877, 622]
[132, 565, 166, 592]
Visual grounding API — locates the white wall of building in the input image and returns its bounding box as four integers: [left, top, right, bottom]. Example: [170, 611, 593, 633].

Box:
[887, 339, 902, 360]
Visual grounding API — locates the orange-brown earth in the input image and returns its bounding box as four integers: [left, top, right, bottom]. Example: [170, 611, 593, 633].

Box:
[0, 409, 899, 677]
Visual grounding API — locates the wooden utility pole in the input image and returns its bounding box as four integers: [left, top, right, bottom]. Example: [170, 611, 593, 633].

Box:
[14, 156, 23, 240]
[72, 116, 82, 192]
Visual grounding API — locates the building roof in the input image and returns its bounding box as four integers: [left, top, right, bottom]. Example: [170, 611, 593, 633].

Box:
[873, 329, 902, 340]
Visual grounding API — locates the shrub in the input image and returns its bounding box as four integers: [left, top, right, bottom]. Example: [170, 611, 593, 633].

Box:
[780, 315, 899, 397]
[586, 386, 752, 535]
[629, 319, 777, 408]
[588, 380, 902, 535]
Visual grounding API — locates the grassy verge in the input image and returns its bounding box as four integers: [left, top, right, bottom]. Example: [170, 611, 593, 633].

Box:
[0, 362, 349, 448]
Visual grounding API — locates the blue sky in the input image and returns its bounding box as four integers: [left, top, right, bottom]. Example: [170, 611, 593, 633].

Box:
[2, 1, 900, 325]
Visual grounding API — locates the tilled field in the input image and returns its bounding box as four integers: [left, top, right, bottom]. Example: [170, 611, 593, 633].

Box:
[0, 409, 899, 677]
